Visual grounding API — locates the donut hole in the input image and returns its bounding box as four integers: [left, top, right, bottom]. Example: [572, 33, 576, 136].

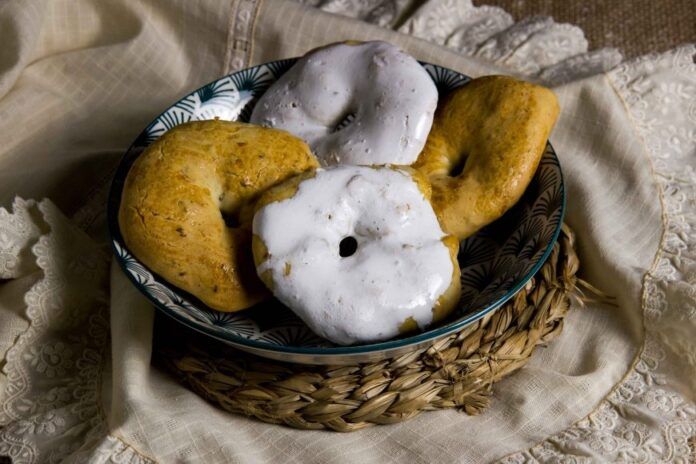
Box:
[331, 111, 356, 133]
[339, 236, 358, 258]
[449, 152, 470, 177]
[221, 210, 241, 228]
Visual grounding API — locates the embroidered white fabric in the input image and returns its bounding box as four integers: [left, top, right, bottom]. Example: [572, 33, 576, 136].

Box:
[299, 0, 623, 85]
[0, 199, 148, 462]
[0, 0, 694, 462]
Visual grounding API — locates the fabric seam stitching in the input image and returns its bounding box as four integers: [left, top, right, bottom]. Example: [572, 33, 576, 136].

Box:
[222, 0, 239, 75]
[246, 0, 264, 68]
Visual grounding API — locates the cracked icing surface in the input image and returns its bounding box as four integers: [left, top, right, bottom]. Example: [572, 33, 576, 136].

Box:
[252, 165, 456, 345]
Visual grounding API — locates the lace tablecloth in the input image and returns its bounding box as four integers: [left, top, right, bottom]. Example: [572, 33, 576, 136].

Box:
[0, 0, 694, 462]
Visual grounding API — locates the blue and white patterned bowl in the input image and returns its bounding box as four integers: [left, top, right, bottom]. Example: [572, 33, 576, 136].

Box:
[108, 59, 565, 365]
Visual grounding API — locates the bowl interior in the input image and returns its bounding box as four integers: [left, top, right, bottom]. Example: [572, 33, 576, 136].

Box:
[108, 59, 565, 358]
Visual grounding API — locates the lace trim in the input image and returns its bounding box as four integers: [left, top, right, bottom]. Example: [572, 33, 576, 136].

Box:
[0, 200, 152, 463]
[296, 0, 417, 28]
[300, 0, 624, 85]
[0, 198, 42, 279]
[501, 44, 696, 464]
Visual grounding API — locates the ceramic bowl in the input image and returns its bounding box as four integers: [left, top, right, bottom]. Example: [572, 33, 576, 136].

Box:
[108, 59, 565, 365]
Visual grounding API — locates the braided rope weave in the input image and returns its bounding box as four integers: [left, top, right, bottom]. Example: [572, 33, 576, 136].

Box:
[156, 224, 580, 432]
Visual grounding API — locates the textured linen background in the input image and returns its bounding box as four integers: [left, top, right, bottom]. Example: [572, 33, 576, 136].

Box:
[0, 0, 693, 462]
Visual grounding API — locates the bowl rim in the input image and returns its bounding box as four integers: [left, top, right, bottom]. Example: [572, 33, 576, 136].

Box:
[107, 58, 566, 356]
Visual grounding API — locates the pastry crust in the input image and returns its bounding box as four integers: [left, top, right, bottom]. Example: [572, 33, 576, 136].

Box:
[118, 119, 318, 312]
[414, 75, 560, 239]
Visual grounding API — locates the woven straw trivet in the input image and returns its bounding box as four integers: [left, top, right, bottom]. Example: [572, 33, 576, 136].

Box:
[156, 224, 585, 432]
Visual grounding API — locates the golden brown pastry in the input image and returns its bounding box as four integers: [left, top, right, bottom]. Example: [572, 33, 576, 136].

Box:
[118, 119, 319, 312]
[413, 75, 560, 239]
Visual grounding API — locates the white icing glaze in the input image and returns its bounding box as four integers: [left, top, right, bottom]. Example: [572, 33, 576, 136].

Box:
[252, 166, 454, 345]
[250, 41, 438, 166]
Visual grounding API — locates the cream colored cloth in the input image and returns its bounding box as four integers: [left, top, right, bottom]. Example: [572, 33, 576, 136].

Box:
[0, 0, 694, 462]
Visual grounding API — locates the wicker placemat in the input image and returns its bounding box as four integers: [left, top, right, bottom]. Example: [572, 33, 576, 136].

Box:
[156, 224, 583, 432]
